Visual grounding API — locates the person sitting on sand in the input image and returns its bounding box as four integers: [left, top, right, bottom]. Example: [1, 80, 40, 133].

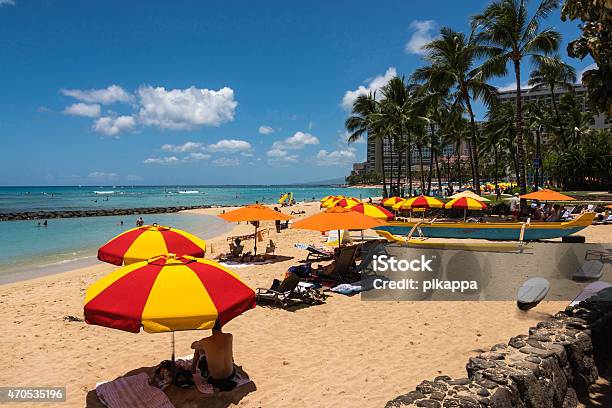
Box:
[190, 321, 237, 391]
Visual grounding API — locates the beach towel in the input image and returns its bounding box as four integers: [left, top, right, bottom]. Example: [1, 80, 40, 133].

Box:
[330, 283, 362, 295]
[96, 372, 174, 408]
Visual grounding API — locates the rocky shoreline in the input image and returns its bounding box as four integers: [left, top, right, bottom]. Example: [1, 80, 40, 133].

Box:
[0, 205, 213, 221]
[386, 289, 612, 408]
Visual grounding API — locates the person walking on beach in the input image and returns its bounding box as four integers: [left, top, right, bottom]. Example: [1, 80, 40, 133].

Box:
[274, 207, 282, 233]
[509, 194, 520, 221]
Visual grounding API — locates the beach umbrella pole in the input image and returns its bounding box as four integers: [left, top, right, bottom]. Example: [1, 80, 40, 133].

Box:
[254, 224, 258, 256]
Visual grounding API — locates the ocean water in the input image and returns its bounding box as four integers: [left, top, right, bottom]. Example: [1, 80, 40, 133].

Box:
[0, 213, 231, 283]
[0, 185, 381, 282]
[0, 185, 381, 213]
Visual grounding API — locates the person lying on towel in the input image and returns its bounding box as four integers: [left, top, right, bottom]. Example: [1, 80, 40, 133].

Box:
[191, 320, 237, 391]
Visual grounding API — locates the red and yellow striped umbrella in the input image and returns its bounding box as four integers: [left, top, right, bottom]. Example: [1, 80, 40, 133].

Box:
[350, 203, 395, 221]
[98, 224, 206, 266]
[400, 195, 444, 210]
[331, 197, 361, 208]
[320, 196, 344, 208]
[84, 254, 256, 334]
[382, 196, 405, 208]
[444, 196, 487, 210]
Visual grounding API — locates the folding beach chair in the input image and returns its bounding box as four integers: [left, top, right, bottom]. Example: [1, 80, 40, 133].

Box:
[257, 272, 325, 307]
[355, 242, 387, 275]
[256, 272, 302, 307]
[294, 243, 334, 262]
[316, 245, 359, 283]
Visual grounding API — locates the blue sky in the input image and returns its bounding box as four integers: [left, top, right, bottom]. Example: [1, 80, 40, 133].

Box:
[0, 0, 593, 186]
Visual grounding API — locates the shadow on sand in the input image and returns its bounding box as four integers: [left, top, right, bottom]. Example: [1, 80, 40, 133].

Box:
[86, 365, 256, 408]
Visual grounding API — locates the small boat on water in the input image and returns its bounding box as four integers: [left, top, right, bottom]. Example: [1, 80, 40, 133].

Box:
[374, 212, 595, 241]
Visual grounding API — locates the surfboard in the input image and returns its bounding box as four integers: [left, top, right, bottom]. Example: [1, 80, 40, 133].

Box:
[569, 281, 611, 307]
[573, 260, 604, 280]
[517, 277, 550, 310]
[278, 193, 289, 204]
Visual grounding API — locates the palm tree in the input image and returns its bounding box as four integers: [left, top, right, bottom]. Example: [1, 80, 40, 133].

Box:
[412, 27, 497, 195]
[345, 93, 389, 197]
[471, 0, 561, 194]
[528, 55, 577, 147]
[483, 101, 520, 183]
[379, 77, 412, 195]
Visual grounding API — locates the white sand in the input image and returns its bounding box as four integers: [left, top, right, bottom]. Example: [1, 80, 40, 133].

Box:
[1, 202, 610, 407]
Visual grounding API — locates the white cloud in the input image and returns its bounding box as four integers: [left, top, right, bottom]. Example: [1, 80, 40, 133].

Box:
[0, 0, 15, 7]
[266, 148, 299, 166]
[271, 131, 319, 150]
[578, 63, 597, 83]
[61, 85, 133, 105]
[405, 20, 438, 55]
[137, 86, 237, 130]
[182, 152, 211, 162]
[258, 125, 275, 135]
[212, 157, 239, 167]
[87, 171, 119, 181]
[92, 115, 136, 136]
[143, 156, 180, 165]
[314, 148, 357, 166]
[341, 67, 397, 111]
[207, 139, 252, 153]
[63, 103, 101, 117]
[161, 141, 203, 153]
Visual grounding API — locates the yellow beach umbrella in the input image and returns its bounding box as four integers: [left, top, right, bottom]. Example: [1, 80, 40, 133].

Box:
[382, 196, 405, 208]
[445, 196, 487, 220]
[449, 190, 490, 202]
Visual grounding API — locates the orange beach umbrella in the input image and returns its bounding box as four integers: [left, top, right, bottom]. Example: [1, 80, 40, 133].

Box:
[98, 224, 207, 266]
[291, 206, 386, 247]
[218, 204, 292, 255]
[520, 189, 576, 201]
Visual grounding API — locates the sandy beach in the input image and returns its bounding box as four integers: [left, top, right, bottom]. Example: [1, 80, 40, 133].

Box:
[1, 201, 611, 407]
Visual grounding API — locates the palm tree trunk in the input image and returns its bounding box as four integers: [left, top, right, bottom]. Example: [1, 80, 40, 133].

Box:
[455, 141, 462, 189]
[435, 150, 442, 196]
[378, 134, 388, 198]
[417, 143, 425, 193]
[513, 60, 528, 194]
[427, 124, 435, 195]
[464, 95, 481, 195]
[386, 135, 394, 195]
[549, 85, 568, 148]
[407, 129, 413, 196]
[396, 139, 403, 196]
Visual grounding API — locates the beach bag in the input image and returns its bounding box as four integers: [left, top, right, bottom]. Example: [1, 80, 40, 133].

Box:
[288, 263, 311, 278]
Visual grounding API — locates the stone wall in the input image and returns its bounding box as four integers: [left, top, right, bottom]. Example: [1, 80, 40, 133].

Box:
[386, 289, 612, 408]
[0, 205, 213, 221]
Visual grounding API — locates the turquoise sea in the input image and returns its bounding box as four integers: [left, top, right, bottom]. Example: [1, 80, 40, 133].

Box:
[0, 185, 381, 282]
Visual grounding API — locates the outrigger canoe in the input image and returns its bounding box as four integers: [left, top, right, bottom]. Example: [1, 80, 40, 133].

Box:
[374, 212, 595, 241]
